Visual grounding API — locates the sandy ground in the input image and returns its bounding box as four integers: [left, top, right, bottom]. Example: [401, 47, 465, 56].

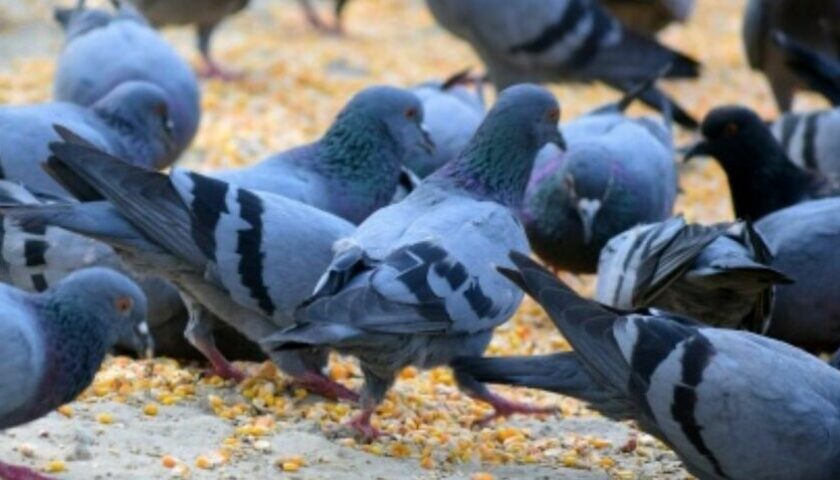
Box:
[0, 0, 829, 478]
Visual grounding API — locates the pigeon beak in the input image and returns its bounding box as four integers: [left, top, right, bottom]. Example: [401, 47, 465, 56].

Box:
[575, 198, 601, 245]
[683, 140, 710, 162]
[134, 321, 155, 359]
[552, 129, 567, 152]
[419, 125, 436, 154]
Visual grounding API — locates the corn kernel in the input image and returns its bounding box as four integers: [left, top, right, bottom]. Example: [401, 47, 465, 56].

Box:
[281, 461, 300, 472]
[57, 405, 73, 418]
[95, 412, 114, 425]
[143, 403, 159, 416]
[195, 456, 214, 470]
[471, 473, 494, 480]
[44, 460, 66, 473]
[161, 455, 178, 469]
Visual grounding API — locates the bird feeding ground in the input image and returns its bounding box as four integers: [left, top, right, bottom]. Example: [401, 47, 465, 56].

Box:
[0, 0, 830, 478]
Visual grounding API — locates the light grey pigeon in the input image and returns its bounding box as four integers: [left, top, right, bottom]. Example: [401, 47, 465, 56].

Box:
[742, 0, 840, 111]
[522, 87, 677, 273]
[685, 105, 839, 221]
[0, 267, 150, 479]
[454, 251, 840, 480]
[425, 0, 701, 127]
[595, 216, 792, 332]
[406, 70, 486, 178]
[125, 0, 249, 79]
[601, 0, 695, 35]
[213, 86, 433, 225]
[54, 0, 200, 162]
[4, 131, 358, 399]
[264, 84, 566, 440]
[770, 108, 840, 181]
[0, 80, 176, 196]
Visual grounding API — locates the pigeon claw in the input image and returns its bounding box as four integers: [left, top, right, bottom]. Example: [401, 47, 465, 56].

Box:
[294, 372, 360, 402]
[0, 462, 57, 480]
[347, 409, 382, 442]
[198, 60, 244, 81]
[473, 393, 558, 427]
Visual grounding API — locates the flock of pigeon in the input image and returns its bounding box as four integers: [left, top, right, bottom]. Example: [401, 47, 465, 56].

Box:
[1, 0, 840, 479]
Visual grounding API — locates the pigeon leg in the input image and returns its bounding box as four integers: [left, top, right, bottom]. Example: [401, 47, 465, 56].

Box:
[347, 368, 394, 441]
[294, 371, 359, 402]
[0, 462, 56, 480]
[196, 24, 242, 80]
[297, 0, 329, 31]
[347, 406, 381, 441]
[183, 300, 246, 382]
[454, 369, 557, 426]
[272, 350, 359, 402]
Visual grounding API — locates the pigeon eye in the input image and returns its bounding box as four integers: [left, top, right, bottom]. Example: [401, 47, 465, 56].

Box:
[547, 108, 560, 122]
[405, 107, 417, 120]
[154, 102, 169, 119]
[115, 297, 133, 314]
[724, 122, 738, 137]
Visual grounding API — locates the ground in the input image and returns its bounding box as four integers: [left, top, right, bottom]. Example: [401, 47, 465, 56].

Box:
[0, 0, 829, 479]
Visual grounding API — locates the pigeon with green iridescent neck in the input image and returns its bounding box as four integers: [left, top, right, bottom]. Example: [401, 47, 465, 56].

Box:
[0, 267, 150, 480]
[215, 85, 433, 225]
[265, 84, 565, 440]
[54, 0, 200, 162]
[0, 81, 176, 197]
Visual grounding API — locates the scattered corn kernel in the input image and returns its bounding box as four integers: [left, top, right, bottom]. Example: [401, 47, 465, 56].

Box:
[161, 455, 178, 469]
[44, 460, 66, 473]
[95, 413, 114, 425]
[195, 456, 214, 470]
[57, 405, 74, 418]
[143, 403, 159, 416]
[471, 473, 494, 480]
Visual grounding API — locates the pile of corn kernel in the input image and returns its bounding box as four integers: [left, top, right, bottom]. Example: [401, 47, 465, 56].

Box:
[0, 0, 832, 478]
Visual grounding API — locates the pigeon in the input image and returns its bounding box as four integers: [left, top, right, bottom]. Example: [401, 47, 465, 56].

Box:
[4, 130, 359, 399]
[0, 267, 151, 479]
[406, 70, 486, 178]
[298, 0, 352, 34]
[213, 86, 433, 225]
[522, 86, 677, 274]
[772, 31, 840, 106]
[601, 0, 695, 35]
[742, 0, 840, 112]
[0, 81, 176, 196]
[685, 105, 839, 221]
[424, 0, 701, 128]
[54, 0, 200, 162]
[125, 0, 249, 79]
[264, 84, 566, 440]
[769, 108, 840, 180]
[455, 251, 840, 480]
[595, 216, 792, 332]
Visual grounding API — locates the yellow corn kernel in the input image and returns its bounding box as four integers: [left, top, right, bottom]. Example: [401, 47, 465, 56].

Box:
[161, 455, 178, 469]
[562, 453, 579, 468]
[599, 456, 617, 469]
[390, 442, 411, 458]
[57, 405, 73, 418]
[143, 403, 159, 416]
[471, 473, 494, 480]
[44, 460, 66, 473]
[195, 456, 214, 470]
[281, 461, 300, 472]
[420, 456, 434, 469]
[95, 412, 114, 425]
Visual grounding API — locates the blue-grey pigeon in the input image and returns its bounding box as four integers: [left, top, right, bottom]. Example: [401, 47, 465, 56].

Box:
[54, 0, 200, 162]
[685, 105, 839, 221]
[213, 86, 433, 225]
[425, 0, 701, 127]
[264, 84, 566, 440]
[455, 251, 840, 480]
[0, 81, 176, 196]
[743, 0, 840, 111]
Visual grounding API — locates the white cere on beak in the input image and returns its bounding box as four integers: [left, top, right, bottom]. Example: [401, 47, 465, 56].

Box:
[138, 322, 150, 336]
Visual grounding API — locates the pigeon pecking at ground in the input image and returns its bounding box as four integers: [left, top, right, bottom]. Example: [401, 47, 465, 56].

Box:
[4, 129, 359, 399]
[685, 105, 839, 221]
[454, 251, 840, 480]
[425, 0, 701, 128]
[595, 216, 792, 333]
[742, 0, 840, 112]
[264, 84, 566, 440]
[522, 81, 678, 274]
[213, 85, 434, 225]
[54, 0, 201, 162]
[600, 0, 695, 35]
[0, 267, 151, 480]
[0, 81, 177, 197]
[125, 0, 249, 79]
[406, 70, 486, 178]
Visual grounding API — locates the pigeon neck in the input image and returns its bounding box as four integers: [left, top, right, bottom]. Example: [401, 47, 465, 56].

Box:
[431, 125, 539, 209]
[93, 107, 165, 170]
[33, 294, 111, 414]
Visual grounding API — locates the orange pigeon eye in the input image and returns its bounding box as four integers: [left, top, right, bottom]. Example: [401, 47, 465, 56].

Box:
[115, 297, 133, 314]
[724, 122, 738, 136]
[547, 108, 560, 122]
[405, 107, 417, 119]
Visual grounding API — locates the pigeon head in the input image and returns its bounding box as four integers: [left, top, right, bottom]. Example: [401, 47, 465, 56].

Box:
[92, 81, 177, 170]
[562, 144, 618, 245]
[54, 2, 113, 40]
[434, 84, 565, 207]
[50, 267, 152, 359]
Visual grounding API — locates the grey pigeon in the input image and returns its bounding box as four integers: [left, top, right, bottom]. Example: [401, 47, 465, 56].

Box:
[213, 86, 433, 225]
[598, 198, 840, 354]
[125, 0, 249, 79]
[522, 90, 677, 273]
[455, 251, 840, 480]
[686, 105, 839, 221]
[406, 70, 486, 178]
[425, 0, 701, 127]
[742, 0, 840, 111]
[0, 81, 176, 196]
[54, 0, 200, 162]
[770, 108, 840, 181]
[264, 84, 565, 440]
[0, 267, 150, 479]
[601, 0, 695, 35]
[5, 131, 358, 399]
[595, 216, 792, 332]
